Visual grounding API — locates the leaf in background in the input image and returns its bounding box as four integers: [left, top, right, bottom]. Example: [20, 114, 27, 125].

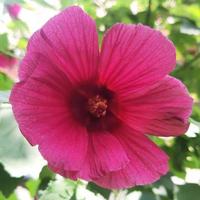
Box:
[34, 0, 55, 9]
[87, 182, 111, 199]
[38, 166, 56, 191]
[8, 19, 29, 33]
[60, 0, 79, 8]
[4, 0, 25, 4]
[0, 192, 5, 200]
[137, 11, 156, 27]
[0, 73, 14, 91]
[69, 192, 76, 200]
[139, 192, 157, 200]
[0, 163, 25, 198]
[0, 33, 9, 53]
[169, 3, 200, 26]
[0, 191, 17, 200]
[17, 37, 28, 50]
[192, 104, 200, 122]
[38, 179, 77, 200]
[153, 174, 174, 200]
[184, 134, 200, 169]
[0, 104, 45, 178]
[0, 104, 31, 162]
[170, 137, 188, 173]
[79, 0, 96, 17]
[175, 184, 200, 200]
[149, 136, 166, 147]
[25, 179, 41, 197]
[154, 174, 174, 190]
[173, 65, 200, 100]
[116, 0, 133, 7]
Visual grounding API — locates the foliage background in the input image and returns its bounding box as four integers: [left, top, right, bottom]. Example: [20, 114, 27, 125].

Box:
[0, 0, 200, 199]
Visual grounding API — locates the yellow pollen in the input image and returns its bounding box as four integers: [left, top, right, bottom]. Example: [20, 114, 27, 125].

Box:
[88, 95, 108, 118]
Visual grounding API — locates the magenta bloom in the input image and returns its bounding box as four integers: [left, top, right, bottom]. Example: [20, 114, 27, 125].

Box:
[6, 3, 21, 19]
[0, 53, 17, 69]
[10, 7, 193, 189]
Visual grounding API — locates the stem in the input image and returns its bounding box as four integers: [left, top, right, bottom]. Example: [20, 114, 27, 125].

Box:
[145, 0, 152, 26]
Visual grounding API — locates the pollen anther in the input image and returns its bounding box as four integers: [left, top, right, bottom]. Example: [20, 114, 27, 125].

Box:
[88, 95, 108, 118]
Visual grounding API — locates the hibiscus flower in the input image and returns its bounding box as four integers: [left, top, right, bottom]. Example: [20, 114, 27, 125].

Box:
[10, 6, 193, 189]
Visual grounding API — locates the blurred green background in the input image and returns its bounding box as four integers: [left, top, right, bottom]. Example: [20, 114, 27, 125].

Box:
[0, 0, 200, 199]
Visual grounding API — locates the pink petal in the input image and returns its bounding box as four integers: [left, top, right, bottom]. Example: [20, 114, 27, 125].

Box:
[99, 23, 176, 100]
[117, 76, 193, 136]
[10, 55, 88, 171]
[77, 132, 129, 180]
[10, 54, 71, 144]
[94, 126, 169, 189]
[19, 6, 99, 84]
[39, 119, 88, 171]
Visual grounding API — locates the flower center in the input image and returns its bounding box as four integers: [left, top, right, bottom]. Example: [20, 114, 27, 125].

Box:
[69, 83, 120, 132]
[88, 95, 108, 118]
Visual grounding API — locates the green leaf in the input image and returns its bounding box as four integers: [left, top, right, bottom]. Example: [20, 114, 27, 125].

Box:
[0, 163, 25, 198]
[0, 73, 14, 91]
[169, 137, 188, 174]
[153, 174, 174, 200]
[0, 103, 44, 179]
[0, 104, 29, 161]
[38, 166, 56, 191]
[175, 184, 200, 200]
[0, 191, 18, 200]
[17, 37, 28, 50]
[0, 33, 9, 53]
[25, 179, 41, 197]
[139, 191, 158, 200]
[0, 192, 5, 200]
[87, 182, 111, 199]
[173, 64, 200, 99]
[8, 19, 29, 33]
[69, 192, 76, 200]
[184, 134, 200, 168]
[39, 166, 55, 180]
[170, 3, 200, 26]
[154, 174, 174, 191]
[149, 136, 166, 146]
